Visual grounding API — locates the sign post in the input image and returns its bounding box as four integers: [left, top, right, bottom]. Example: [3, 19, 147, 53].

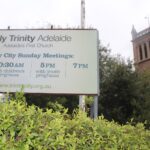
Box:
[80, 0, 86, 111]
[80, 0, 99, 117]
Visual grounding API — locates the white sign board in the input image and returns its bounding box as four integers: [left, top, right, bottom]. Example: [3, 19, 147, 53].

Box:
[0, 29, 99, 95]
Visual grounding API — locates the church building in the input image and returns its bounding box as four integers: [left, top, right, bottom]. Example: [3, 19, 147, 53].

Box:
[131, 26, 150, 70]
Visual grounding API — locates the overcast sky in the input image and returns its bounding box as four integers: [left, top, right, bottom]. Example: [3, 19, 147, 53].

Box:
[0, 0, 149, 60]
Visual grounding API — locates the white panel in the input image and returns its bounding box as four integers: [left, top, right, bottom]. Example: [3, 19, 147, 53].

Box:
[0, 29, 98, 95]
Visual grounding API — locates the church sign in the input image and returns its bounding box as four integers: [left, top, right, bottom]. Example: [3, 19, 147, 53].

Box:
[0, 29, 99, 95]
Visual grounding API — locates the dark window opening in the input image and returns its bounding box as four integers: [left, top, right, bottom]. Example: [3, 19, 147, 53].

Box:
[144, 43, 148, 58]
[139, 45, 143, 60]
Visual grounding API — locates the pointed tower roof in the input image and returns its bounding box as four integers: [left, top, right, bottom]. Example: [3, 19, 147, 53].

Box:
[131, 25, 137, 40]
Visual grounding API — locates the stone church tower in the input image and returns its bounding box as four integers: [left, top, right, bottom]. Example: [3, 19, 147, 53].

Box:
[131, 26, 150, 70]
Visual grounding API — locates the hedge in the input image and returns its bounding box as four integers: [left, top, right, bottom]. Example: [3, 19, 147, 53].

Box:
[0, 100, 150, 150]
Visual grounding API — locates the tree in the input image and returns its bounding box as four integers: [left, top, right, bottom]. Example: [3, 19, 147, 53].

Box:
[99, 54, 138, 124]
[98, 43, 150, 127]
[131, 70, 150, 128]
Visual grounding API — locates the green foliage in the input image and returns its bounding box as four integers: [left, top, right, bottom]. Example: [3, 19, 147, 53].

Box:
[99, 43, 150, 127]
[0, 99, 150, 149]
[99, 51, 137, 124]
[46, 101, 65, 112]
[25, 94, 78, 114]
[131, 70, 150, 128]
[85, 96, 94, 106]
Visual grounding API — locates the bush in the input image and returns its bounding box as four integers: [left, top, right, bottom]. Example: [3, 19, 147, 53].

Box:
[0, 100, 150, 150]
